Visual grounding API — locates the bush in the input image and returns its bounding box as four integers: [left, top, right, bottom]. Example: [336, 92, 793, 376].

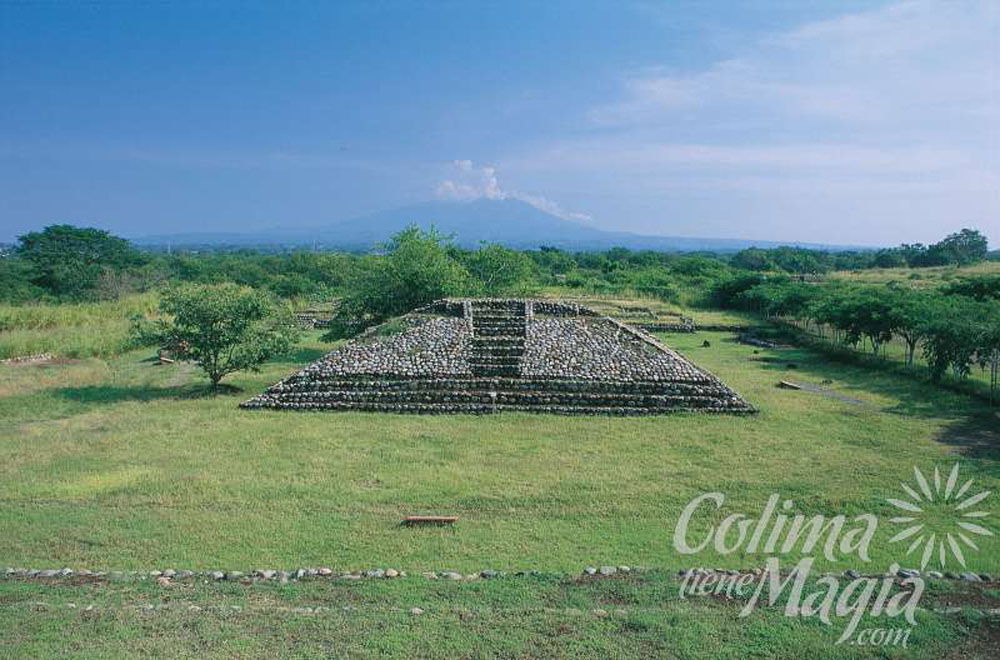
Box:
[322, 227, 471, 339]
[150, 284, 300, 387]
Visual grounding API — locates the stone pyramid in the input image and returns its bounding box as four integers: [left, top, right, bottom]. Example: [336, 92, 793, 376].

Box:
[241, 299, 755, 415]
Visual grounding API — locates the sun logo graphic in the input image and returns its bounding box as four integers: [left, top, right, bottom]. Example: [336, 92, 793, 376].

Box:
[887, 464, 993, 570]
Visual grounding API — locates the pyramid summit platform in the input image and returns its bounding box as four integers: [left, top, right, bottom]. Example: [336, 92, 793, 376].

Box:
[241, 299, 755, 415]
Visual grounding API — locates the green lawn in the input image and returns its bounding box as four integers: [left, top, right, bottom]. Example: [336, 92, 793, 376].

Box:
[1, 572, 996, 659]
[1, 327, 998, 656]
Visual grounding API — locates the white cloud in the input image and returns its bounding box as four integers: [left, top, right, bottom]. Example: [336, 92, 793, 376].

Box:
[592, 1, 997, 129]
[513, 0, 999, 245]
[435, 160, 591, 221]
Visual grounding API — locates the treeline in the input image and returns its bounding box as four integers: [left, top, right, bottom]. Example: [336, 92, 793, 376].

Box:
[0, 224, 993, 307]
[730, 228, 990, 272]
[716, 275, 1000, 399]
[0, 225, 735, 305]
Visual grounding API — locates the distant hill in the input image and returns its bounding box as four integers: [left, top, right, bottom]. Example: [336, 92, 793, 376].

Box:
[135, 198, 864, 253]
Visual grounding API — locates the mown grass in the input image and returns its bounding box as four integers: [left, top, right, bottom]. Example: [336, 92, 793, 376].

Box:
[2, 322, 998, 657]
[772, 318, 997, 399]
[2, 571, 996, 659]
[1, 331, 996, 574]
[0, 294, 160, 360]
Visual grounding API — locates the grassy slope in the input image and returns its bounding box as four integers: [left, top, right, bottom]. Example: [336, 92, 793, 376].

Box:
[0, 294, 160, 360]
[2, 573, 996, 659]
[1, 331, 996, 573]
[1, 327, 998, 657]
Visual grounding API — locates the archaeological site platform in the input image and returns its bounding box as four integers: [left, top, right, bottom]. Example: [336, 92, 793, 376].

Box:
[241, 299, 755, 415]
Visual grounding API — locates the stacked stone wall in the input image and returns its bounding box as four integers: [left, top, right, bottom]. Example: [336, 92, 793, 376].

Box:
[242, 299, 754, 415]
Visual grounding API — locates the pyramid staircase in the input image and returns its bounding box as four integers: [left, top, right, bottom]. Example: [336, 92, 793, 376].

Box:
[469, 300, 527, 378]
[241, 299, 755, 416]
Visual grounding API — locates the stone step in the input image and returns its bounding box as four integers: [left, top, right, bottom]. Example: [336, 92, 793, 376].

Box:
[244, 400, 748, 415]
[471, 311, 525, 318]
[470, 367, 521, 377]
[267, 377, 731, 396]
[470, 349, 525, 358]
[473, 327, 527, 337]
[247, 389, 739, 408]
[471, 337, 525, 345]
[472, 319, 526, 327]
[470, 356, 522, 363]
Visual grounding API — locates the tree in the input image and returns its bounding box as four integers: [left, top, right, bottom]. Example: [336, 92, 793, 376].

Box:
[930, 228, 989, 266]
[873, 248, 907, 268]
[975, 303, 1000, 404]
[884, 288, 937, 367]
[919, 299, 982, 382]
[149, 283, 299, 388]
[461, 243, 536, 296]
[16, 224, 145, 299]
[0, 255, 44, 302]
[731, 248, 775, 271]
[942, 275, 1000, 301]
[323, 226, 471, 339]
[807, 285, 896, 355]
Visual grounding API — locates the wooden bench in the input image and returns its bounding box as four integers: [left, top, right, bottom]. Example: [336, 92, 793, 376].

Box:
[402, 516, 458, 525]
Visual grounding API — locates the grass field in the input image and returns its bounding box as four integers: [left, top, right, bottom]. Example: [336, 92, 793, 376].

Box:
[2, 324, 998, 656]
[2, 571, 997, 658]
[828, 261, 1000, 287]
[0, 294, 160, 360]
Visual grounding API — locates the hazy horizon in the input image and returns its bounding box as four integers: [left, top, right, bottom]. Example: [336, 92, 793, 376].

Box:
[1, 1, 997, 248]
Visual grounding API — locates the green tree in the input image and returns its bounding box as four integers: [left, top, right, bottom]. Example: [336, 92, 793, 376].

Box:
[149, 283, 299, 388]
[16, 224, 145, 299]
[919, 299, 982, 382]
[731, 248, 775, 271]
[323, 226, 471, 339]
[462, 243, 536, 296]
[942, 275, 1000, 301]
[0, 255, 44, 302]
[975, 303, 1000, 404]
[883, 288, 938, 367]
[930, 228, 989, 266]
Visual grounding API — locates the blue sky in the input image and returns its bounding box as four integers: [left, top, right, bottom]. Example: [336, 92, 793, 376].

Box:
[1, 0, 997, 247]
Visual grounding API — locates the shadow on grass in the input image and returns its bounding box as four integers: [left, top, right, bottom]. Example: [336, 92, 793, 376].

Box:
[742, 342, 1000, 464]
[935, 413, 1000, 462]
[282, 346, 328, 363]
[57, 383, 240, 404]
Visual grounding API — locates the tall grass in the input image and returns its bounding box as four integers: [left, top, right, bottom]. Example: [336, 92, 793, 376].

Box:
[0, 293, 160, 359]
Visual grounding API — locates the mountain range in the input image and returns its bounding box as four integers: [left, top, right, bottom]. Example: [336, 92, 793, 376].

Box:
[135, 198, 864, 253]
